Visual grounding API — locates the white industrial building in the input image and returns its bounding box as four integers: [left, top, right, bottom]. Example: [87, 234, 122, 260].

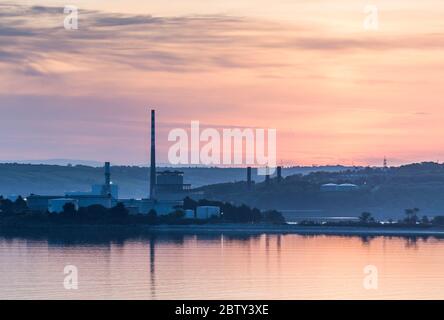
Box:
[120, 198, 182, 216]
[27, 162, 118, 212]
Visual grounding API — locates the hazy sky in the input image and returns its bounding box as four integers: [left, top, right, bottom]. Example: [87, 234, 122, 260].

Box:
[2, 1, 444, 166]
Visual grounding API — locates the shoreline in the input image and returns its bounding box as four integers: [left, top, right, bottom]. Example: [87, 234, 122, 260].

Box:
[2, 223, 444, 238]
[143, 224, 444, 237]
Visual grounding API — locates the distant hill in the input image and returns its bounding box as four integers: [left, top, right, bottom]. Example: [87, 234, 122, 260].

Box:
[0, 159, 104, 167]
[196, 162, 444, 220]
[5, 162, 444, 220]
[0, 163, 349, 199]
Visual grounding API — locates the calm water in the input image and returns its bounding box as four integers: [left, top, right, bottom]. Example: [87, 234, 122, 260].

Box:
[1, 233, 444, 300]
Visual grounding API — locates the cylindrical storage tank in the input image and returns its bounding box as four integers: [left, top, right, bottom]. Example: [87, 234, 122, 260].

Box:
[320, 183, 338, 192]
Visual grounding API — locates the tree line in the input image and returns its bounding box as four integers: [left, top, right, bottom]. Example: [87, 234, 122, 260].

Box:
[299, 208, 444, 227]
[0, 196, 286, 225]
[183, 197, 286, 224]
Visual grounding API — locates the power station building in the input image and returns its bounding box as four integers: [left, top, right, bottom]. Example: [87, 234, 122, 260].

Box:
[119, 109, 191, 215]
[27, 162, 117, 212]
[156, 170, 191, 200]
[26, 109, 197, 216]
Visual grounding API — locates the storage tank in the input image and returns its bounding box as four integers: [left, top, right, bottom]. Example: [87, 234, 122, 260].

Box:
[196, 206, 220, 219]
[48, 198, 78, 213]
[337, 183, 359, 191]
[320, 183, 338, 192]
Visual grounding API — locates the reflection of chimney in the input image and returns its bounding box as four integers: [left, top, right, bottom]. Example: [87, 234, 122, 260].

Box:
[150, 109, 156, 200]
[247, 167, 252, 189]
[104, 162, 111, 194]
[265, 167, 270, 184]
[277, 166, 282, 182]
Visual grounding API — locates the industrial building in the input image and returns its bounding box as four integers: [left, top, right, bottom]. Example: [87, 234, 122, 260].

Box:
[27, 162, 117, 213]
[119, 198, 182, 216]
[116, 109, 195, 215]
[65, 162, 119, 199]
[27, 195, 64, 212]
[26, 109, 211, 217]
[155, 170, 191, 200]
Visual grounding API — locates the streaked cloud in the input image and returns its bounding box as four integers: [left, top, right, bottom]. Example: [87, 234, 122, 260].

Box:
[2, 3, 444, 80]
[1, 2, 444, 166]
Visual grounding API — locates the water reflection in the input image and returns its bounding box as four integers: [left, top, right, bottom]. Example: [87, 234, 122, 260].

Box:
[0, 228, 442, 249]
[149, 235, 156, 299]
[1, 232, 444, 299]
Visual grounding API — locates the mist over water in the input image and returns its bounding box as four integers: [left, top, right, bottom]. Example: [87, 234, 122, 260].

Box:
[1, 233, 443, 299]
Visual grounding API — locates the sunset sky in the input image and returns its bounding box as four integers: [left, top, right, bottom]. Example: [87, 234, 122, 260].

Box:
[1, 1, 444, 166]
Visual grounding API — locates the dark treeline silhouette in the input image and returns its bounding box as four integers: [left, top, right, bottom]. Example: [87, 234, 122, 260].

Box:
[299, 208, 444, 228]
[183, 197, 286, 224]
[0, 195, 27, 214]
[0, 195, 286, 226]
[5, 195, 444, 228]
[0, 200, 203, 226]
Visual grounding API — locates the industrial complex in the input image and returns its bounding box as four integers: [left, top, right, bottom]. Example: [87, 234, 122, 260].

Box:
[27, 110, 199, 216]
[25, 109, 284, 218]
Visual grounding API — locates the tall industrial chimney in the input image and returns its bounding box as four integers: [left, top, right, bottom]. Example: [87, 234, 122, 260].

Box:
[150, 109, 156, 200]
[247, 167, 252, 189]
[104, 162, 111, 195]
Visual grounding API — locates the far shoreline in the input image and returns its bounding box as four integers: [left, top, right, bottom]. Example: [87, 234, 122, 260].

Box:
[2, 223, 444, 239]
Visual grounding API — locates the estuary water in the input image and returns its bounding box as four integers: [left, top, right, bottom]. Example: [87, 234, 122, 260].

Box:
[1, 233, 444, 300]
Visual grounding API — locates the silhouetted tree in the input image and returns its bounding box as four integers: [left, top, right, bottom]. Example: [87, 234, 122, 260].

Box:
[14, 196, 27, 213]
[405, 208, 419, 224]
[62, 202, 77, 215]
[251, 208, 262, 223]
[147, 209, 157, 224]
[263, 210, 286, 224]
[183, 197, 198, 210]
[0, 199, 14, 213]
[80, 205, 108, 221]
[169, 210, 185, 219]
[359, 212, 372, 224]
[432, 216, 444, 226]
[109, 203, 128, 218]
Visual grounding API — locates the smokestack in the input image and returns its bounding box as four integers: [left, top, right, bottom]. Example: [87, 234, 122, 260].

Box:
[247, 167, 252, 189]
[277, 166, 282, 182]
[104, 162, 111, 192]
[150, 109, 156, 200]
